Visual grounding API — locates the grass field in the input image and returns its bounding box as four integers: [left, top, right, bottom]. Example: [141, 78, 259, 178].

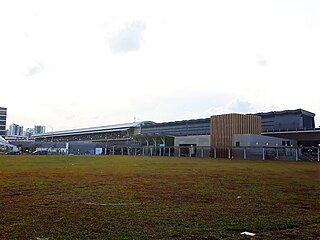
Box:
[0, 155, 319, 239]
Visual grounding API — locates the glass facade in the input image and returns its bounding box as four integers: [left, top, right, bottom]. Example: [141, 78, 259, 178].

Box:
[141, 118, 211, 136]
[257, 109, 315, 132]
[0, 107, 7, 138]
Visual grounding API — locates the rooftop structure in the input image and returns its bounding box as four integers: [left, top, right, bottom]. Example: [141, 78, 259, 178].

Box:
[257, 109, 315, 132]
[141, 118, 211, 136]
[33, 122, 144, 143]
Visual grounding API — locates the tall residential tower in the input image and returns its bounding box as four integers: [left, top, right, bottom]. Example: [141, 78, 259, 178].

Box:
[0, 107, 7, 138]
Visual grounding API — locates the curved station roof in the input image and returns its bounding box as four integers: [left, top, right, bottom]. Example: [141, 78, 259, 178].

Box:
[33, 122, 143, 138]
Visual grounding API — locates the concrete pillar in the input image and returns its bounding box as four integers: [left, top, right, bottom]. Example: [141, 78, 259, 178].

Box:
[244, 148, 246, 160]
[262, 148, 265, 160]
[201, 148, 204, 158]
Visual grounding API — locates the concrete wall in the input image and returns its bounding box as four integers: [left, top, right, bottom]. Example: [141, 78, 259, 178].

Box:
[234, 134, 297, 147]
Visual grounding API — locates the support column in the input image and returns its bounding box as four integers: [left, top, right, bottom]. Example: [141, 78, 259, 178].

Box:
[295, 148, 298, 161]
[262, 148, 265, 160]
[228, 148, 231, 159]
[201, 148, 204, 158]
[243, 147, 246, 160]
[178, 148, 181, 157]
[214, 148, 217, 158]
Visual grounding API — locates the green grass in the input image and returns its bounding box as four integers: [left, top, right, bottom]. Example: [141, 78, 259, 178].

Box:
[0, 155, 319, 239]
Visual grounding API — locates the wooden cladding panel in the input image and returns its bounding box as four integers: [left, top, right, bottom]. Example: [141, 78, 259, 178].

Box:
[210, 113, 261, 148]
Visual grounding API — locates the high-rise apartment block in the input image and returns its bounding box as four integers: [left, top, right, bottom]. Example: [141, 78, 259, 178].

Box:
[34, 125, 46, 135]
[25, 128, 35, 138]
[0, 107, 7, 138]
[8, 124, 24, 136]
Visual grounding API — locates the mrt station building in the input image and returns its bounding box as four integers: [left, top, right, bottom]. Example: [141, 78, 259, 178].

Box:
[30, 109, 319, 156]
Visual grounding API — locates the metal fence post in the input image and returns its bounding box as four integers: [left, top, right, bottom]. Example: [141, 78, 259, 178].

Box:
[228, 148, 231, 159]
[201, 148, 204, 158]
[295, 148, 298, 161]
[262, 148, 265, 160]
[243, 147, 246, 160]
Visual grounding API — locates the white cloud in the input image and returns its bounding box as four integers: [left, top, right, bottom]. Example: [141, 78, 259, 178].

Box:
[0, 0, 319, 129]
[108, 20, 146, 54]
[229, 100, 253, 113]
[25, 60, 44, 76]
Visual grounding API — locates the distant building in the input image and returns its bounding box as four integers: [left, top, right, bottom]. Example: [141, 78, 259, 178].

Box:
[257, 109, 315, 132]
[8, 124, 24, 136]
[30, 108, 319, 156]
[25, 128, 35, 138]
[0, 107, 7, 138]
[34, 125, 46, 135]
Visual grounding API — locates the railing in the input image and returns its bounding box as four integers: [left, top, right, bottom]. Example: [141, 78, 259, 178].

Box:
[104, 146, 320, 162]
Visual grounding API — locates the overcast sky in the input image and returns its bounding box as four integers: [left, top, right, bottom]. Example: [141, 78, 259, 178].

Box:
[1, 0, 319, 131]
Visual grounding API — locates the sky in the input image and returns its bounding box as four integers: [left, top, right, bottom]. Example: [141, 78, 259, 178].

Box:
[1, 0, 319, 132]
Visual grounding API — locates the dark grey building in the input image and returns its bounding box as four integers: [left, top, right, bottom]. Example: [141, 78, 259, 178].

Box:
[141, 118, 211, 136]
[0, 107, 7, 138]
[257, 109, 315, 132]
